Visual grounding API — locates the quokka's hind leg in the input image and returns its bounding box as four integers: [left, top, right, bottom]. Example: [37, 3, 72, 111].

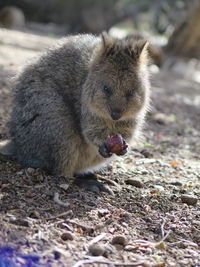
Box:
[53, 141, 80, 178]
[73, 172, 115, 195]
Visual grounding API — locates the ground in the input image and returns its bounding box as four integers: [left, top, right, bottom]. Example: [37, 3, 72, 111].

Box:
[0, 28, 199, 267]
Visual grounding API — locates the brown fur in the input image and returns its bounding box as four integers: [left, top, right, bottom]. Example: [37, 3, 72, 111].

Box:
[1, 33, 150, 179]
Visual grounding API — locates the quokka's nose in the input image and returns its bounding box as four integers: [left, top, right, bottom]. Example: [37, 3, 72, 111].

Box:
[111, 109, 121, 120]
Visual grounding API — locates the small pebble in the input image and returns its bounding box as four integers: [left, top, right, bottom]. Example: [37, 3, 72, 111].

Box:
[27, 167, 35, 175]
[155, 241, 167, 250]
[28, 210, 40, 219]
[124, 245, 137, 251]
[177, 242, 188, 249]
[54, 250, 61, 260]
[59, 183, 70, 191]
[141, 169, 149, 175]
[125, 179, 144, 188]
[111, 235, 128, 246]
[61, 232, 74, 241]
[181, 194, 198, 206]
[170, 181, 182, 186]
[88, 243, 105, 256]
[154, 185, 165, 191]
[182, 203, 189, 210]
[98, 209, 109, 217]
[140, 149, 153, 158]
[155, 262, 165, 267]
[142, 262, 152, 267]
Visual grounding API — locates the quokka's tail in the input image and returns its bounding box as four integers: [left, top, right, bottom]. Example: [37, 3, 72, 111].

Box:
[0, 139, 15, 160]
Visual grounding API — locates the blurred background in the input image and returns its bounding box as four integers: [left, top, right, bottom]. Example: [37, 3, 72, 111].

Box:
[0, 0, 197, 35]
[0, 0, 200, 63]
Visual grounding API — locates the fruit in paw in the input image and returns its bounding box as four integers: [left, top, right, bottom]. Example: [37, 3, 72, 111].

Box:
[105, 134, 128, 154]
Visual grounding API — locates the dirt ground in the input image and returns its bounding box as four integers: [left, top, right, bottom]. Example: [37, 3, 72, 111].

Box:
[0, 28, 199, 267]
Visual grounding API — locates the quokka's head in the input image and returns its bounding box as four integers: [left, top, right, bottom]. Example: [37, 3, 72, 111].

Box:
[83, 32, 150, 121]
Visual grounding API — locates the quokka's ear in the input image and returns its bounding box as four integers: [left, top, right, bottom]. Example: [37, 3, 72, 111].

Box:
[124, 39, 149, 63]
[133, 39, 149, 63]
[134, 39, 149, 56]
[90, 32, 114, 67]
[100, 31, 116, 56]
[101, 31, 112, 49]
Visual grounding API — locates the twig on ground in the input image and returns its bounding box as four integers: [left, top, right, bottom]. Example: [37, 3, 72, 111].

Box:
[88, 233, 107, 246]
[72, 256, 146, 267]
[46, 210, 73, 221]
[160, 218, 166, 239]
[65, 219, 94, 233]
[160, 230, 172, 242]
[131, 239, 154, 245]
[53, 192, 70, 208]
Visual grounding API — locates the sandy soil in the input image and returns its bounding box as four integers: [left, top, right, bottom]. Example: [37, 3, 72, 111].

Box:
[0, 28, 199, 267]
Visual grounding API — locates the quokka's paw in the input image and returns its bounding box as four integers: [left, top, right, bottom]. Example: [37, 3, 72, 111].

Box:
[74, 173, 114, 195]
[98, 143, 113, 158]
[115, 143, 128, 156]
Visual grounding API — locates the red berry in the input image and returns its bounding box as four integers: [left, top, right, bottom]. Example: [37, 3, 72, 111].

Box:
[105, 134, 126, 154]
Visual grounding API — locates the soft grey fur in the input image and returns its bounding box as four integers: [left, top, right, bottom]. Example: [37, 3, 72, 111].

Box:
[4, 33, 150, 178]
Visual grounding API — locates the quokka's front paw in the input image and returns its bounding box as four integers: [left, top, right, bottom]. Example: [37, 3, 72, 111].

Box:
[98, 143, 113, 158]
[115, 141, 128, 156]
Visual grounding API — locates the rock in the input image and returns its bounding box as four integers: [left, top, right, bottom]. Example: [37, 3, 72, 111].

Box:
[125, 179, 144, 188]
[170, 181, 182, 186]
[124, 245, 137, 251]
[61, 232, 74, 241]
[140, 149, 154, 158]
[28, 210, 40, 219]
[181, 194, 198, 206]
[141, 169, 149, 175]
[88, 243, 105, 256]
[111, 235, 128, 246]
[153, 185, 165, 191]
[154, 262, 165, 267]
[142, 262, 152, 267]
[53, 250, 61, 260]
[59, 183, 70, 191]
[97, 209, 109, 217]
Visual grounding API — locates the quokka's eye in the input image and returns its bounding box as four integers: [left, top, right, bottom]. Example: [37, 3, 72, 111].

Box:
[103, 85, 112, 96]
[127, 88, 136, 97]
